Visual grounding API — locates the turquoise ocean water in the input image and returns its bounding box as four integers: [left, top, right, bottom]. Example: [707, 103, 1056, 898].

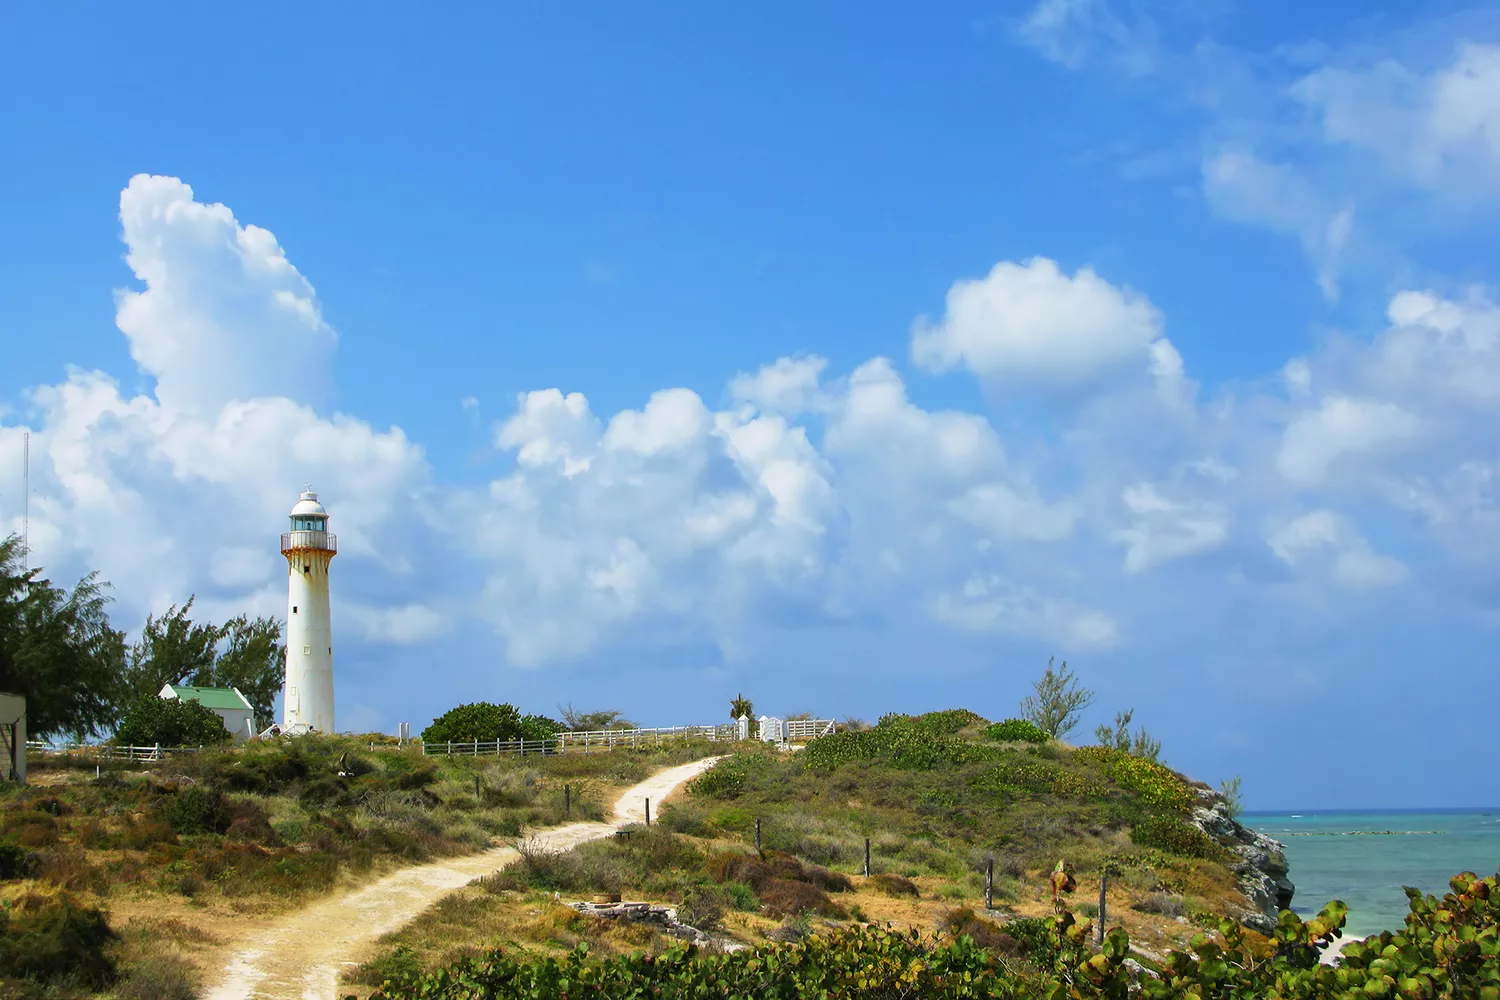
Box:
[1243, 809, 1500, 939]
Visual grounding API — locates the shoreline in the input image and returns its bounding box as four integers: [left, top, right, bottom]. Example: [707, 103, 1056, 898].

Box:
[1320, 934, 1368, 966]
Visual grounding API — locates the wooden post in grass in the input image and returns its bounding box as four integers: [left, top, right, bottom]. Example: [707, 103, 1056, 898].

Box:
[564, 784, 571, 818]
[1096, 876, 1108, 946]
[474, 775, 481, 801]
[985, 856, 994, 910]
[864, 838, 872, 877]
[645, 797, 651, 827]
[755, 817, 762, 853]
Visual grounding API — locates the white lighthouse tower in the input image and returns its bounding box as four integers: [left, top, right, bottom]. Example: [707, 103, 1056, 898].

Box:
[281, 487, 337, 733]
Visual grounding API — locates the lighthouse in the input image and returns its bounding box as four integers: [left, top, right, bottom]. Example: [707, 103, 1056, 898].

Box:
[281, 487, 337, 733]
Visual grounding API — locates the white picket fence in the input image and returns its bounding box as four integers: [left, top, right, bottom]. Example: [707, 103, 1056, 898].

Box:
[21, 718, 840, 762]
[25, 741, 201, 762]
[784, 718, 837, 740]
[421, 718, 838, 758]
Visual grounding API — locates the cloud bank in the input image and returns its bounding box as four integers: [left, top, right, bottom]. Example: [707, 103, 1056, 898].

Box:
[2, 175, 1497, 807]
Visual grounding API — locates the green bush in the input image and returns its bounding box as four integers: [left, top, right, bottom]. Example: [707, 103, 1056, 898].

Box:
[676, 884, 730, 931]
[420, 702, 560, 745]
[984, 718, 1050, 744]
[0, 893, 116, 987]
[113, 696, 231, 748]
[801, 715, 984, 772]
[687, 753, 769, 799]
[0, 840, 40, 879]
[909, 709, 988, 735]
[363, 868, 1500, 1000]
[350, 944, 426, 990]
[161, 786, 232, 835]
[1129, 815, 1223, 859]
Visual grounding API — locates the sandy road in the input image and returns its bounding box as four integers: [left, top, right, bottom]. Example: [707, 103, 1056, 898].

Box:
[203, 756, 722, 1000]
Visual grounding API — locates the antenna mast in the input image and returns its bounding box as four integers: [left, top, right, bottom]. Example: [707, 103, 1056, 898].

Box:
[22, 431, 28, 574]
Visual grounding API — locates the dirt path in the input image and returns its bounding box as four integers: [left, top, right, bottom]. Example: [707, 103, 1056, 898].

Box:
[203, 756, 721, 1000]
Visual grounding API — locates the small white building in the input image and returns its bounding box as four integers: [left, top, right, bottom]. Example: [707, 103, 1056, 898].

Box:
[159, 684, 256, 742]
[757, 715, 785, 743]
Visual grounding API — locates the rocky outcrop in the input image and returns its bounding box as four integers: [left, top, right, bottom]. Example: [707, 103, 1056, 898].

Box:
[568, 900, 748, 952]
[1188, 787, 1294, 935]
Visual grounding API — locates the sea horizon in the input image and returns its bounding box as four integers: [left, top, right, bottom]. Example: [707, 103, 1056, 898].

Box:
[1246, 806, 1500, 816]
[1241, 807, 1500, 940]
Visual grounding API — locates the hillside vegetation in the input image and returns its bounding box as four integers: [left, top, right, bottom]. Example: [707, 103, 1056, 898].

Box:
[347, 709, 1291, 996]
[0, 734, 718, 999]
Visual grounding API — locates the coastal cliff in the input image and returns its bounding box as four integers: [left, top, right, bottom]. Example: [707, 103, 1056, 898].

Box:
[1189, 787, 1295, 933]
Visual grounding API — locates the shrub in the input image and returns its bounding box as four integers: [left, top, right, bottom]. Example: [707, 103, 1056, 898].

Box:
[0, 892, 116, 987]
[720, 880, 760, 912]
[676, 884, 729, 932]
[1131, 892, 1187, 917]
[759, 878, 845, 919]
[1076, 747, 1196, 813]
[984, 718, 1050, 744]
[938, 907, 1022, 954]
[162, 786, 232, 835]
[114, 696, 232, 748]
[362, 871, 1500, 1000]
[801, 716, 980, 772]
[1130, 815, 1223, 859]
[869, 873, 920, 897]
[910, 709, 988, 735]
[999, 915, 1060, 961]
[688, 762, 746, 799]
[350, 944, 426, 989]
[421, 703, 560, 745]
[0, 840, 40, 879]
[114, 954, 197, 1000]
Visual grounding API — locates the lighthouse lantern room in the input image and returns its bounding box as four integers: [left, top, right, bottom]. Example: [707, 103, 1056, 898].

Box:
[281, 487, 337, 733]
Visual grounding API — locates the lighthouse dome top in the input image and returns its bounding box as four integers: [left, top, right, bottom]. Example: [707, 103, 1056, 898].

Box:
[289, 488, 327, 518]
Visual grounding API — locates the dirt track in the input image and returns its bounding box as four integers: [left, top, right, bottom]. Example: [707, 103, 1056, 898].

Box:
[202, 756, 721, 1000]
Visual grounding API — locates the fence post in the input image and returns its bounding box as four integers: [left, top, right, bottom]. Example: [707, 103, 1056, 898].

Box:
[1096, 876, 1108, 946]
[755, 817, 762, 853]
[565, 784, 571, 818]
[474, 775, 481, 801]
[985, 856, 994, 910]
[864, 837, 872, 877]
[645, 797, 651, 827]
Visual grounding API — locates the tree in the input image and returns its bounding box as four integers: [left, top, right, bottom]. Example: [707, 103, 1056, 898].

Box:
[120, 597, 222, 705]
[557, 704, 635, 732]
[114, 695, 232, 747]
[115, 599, 285, 731]
[196, 614, 284, 727]
[422, 702, 561, 744]
[729, 693, 754, 721]
[1218, 775, 1244, 818]
[1019, 656, 1095, 739]
[0, 536, 127, 741]
[1093, 707, 1162, 761]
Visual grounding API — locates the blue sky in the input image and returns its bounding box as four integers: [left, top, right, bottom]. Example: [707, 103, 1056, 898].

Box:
[2, 2, 1498, 809]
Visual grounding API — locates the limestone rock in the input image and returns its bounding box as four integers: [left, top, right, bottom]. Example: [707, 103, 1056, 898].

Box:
[1186, 794, 1295, 933]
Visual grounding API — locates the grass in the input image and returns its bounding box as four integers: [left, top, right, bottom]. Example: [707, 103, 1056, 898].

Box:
[2, 734, 724, 997]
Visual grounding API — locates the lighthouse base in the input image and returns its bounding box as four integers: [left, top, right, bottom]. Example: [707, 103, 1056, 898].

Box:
[257, 722, 321, 739]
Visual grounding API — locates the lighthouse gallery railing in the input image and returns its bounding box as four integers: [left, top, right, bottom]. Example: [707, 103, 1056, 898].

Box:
[281, 530, 337, 553]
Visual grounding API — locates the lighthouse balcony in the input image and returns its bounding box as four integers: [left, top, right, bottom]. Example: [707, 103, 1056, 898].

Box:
[281, 530, 337, 554]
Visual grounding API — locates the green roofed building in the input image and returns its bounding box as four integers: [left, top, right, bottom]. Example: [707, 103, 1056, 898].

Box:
[159, 684, 256, 742]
